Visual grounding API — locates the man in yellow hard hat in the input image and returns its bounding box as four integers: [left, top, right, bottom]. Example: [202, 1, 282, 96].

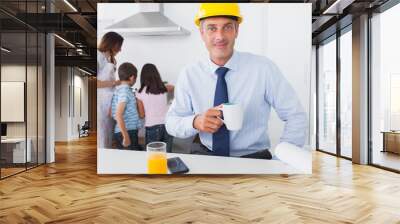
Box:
[166, 3, 307, 159]
[194, 3, 242, 67]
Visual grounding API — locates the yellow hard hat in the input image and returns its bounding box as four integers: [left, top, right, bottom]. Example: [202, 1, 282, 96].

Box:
[194, 3, 243, 27]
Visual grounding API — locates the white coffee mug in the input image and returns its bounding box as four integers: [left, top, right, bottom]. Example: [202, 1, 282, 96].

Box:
[218, 103, 243, 131]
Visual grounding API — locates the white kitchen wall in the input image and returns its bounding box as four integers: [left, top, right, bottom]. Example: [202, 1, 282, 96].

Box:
[263, 4, 312, 148]
[98, 3, 312, 148]
[97, 3, 271, 87]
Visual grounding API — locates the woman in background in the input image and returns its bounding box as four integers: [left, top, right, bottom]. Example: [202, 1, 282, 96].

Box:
[136, 63, 174, 152]
[97, 32, 123, 148]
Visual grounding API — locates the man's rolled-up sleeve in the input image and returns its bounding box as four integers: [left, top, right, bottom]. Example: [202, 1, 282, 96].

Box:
[165, 70, 199, 138]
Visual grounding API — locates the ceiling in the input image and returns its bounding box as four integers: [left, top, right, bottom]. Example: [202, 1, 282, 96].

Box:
[0, 0, 394, 73]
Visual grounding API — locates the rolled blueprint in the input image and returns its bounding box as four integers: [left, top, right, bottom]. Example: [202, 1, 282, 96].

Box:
[274, 142, 312, 174]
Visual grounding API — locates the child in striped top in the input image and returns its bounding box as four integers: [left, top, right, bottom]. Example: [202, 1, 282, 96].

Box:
[111, 62, 144, 150]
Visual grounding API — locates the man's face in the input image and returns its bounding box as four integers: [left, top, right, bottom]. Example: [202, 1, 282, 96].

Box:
[200, 17, 238, 63]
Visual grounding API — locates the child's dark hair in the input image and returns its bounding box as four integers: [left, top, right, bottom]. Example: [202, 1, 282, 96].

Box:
[118, 62, 137, 81]
[138, 63, 167, 95]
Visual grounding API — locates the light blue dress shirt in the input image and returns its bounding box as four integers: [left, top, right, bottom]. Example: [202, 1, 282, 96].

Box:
[165, 50, 307, 157]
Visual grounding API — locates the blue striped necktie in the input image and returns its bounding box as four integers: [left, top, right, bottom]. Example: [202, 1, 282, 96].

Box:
[212, 67, 230, 156]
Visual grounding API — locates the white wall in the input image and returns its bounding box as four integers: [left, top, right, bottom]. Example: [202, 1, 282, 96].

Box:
[54, 67, 89, 141]
[1, 65, 38, 137]
[263, 5, 312, 148]
[55, 67, 68, 141]
[73, 73, 89, 138]
[1, 64, 46, 163]
[98, 3, 312, 147]
[98, 3, 206, 87]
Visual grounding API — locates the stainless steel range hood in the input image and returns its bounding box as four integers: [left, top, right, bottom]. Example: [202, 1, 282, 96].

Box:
[105, 4, 190, 36]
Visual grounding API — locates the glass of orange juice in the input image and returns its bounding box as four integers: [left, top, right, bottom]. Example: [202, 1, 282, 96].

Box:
[147, 142, 168, 174]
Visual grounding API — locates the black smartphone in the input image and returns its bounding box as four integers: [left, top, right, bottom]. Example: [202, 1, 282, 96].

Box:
[167, 157, 189, 174]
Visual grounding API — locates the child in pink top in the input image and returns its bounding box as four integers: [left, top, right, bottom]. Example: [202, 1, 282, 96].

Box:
[136, 63, 174, 152]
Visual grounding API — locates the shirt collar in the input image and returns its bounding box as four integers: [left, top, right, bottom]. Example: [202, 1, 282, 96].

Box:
[116, 83, 131, 89]
[207, 50, 239, 75]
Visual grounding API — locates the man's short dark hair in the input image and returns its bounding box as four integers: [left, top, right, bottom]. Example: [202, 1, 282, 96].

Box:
[118, 62, 137, 81]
